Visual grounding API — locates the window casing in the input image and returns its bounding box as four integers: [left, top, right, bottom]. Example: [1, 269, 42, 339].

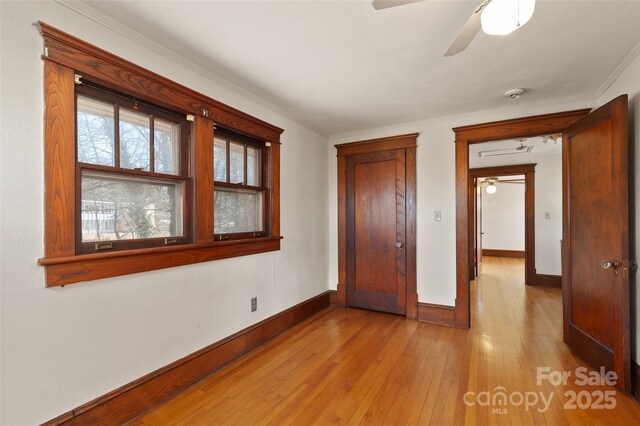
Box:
[38, 22, 283, 287]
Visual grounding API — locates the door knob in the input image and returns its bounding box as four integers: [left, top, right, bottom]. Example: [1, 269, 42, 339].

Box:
[396, 242, 403, 248]
[601, 260, 620, 269]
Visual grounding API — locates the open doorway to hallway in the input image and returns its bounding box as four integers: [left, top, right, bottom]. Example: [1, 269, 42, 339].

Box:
[468, 136, 563, 292]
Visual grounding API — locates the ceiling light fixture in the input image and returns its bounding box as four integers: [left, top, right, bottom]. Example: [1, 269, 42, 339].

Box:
[481, 0, 536, 36]
[484, 178, 498, 194]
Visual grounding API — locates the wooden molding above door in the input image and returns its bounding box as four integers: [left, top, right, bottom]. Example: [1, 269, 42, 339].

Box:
[336, 133, 418, 319]
[453, 109, 590, 329]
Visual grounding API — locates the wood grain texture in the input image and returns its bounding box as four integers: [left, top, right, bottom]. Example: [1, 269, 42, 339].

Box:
[328, 289, 338, 306]
[336, 135, 417, 316]
[453, 109, 590, 144]
[634, 361, 640, 401]
[335, 133, 419, 156]
[482, 249, 525, 258]
[455, 111, 586, 328]
[562, 95, 630, 391]
[194, 116, 215, 243]
[43, 61, 76, 258]
[417, 302, 455, 327]
[347, 151, 405, 314]
[38, 22, 283, 143]
[129, 258, 640, 424]
[42, 291, 330, 426]
[533, 273, 562, 288]
[42, 238, 282, 286]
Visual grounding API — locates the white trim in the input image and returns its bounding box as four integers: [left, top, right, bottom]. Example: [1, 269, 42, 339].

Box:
[596, 39, 640, 99]
[53, 0, 328, 138]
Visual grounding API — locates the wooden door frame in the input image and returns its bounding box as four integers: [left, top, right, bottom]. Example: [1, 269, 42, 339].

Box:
[469, 164, 536, 285]
[452, 109, 591, 328]
[335, 133, 418, 319]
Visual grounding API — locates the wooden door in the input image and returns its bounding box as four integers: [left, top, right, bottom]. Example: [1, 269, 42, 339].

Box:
[346, 149, 406, 315]
[562, 95, 630, 391]
[476, 179, 483, 277]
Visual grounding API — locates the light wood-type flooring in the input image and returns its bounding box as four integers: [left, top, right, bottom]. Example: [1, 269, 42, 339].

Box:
[130, 257, 640, 425]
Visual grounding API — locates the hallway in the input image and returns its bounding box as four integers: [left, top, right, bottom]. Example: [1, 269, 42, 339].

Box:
[131, 257, 640, 424]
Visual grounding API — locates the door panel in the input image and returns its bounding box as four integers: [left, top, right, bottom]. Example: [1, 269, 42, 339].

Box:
[562, 95, 630, 391]
[346, 149, 406, 315]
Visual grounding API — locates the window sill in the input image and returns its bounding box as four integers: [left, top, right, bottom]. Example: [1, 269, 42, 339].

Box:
[39, 236, 283, 287]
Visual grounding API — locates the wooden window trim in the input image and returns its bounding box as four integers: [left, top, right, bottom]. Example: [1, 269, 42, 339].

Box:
[38, 22, 283, 287]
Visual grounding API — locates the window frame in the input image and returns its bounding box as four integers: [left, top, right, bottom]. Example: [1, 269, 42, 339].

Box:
[75, 83, 192, 254]
[38, 22, 283, 287]
[213, 128, 269, 241]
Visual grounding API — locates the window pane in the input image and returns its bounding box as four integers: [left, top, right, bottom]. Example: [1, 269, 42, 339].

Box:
[214, 187, 263, 234]
[120, 108, 151, 171]
[229, 141, 244, 184]
[214, 137, 227, 181]
[154, 119, 180, 175]
[247, 146, 261, 186]
[81, 171, 183, 242]
[77, 95, 115, 166]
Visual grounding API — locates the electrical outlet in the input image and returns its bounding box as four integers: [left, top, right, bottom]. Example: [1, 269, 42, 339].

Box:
[251, 297, 257, 312]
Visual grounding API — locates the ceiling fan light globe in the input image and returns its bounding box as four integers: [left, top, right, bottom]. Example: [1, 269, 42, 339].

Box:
[486, 183, 497, 194]
[481, 0, 536, 36]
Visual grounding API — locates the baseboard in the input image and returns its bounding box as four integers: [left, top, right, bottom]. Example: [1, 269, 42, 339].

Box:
[482, 249, 525, 258]
[43, 291, 331, 426]
[417, 302, 456, 327]
[633, 361, 640, 402]
[329, 289, 338, 306]
[530, 273, 562, 288]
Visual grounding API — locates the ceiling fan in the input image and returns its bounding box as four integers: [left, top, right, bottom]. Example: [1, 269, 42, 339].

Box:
[372, 0, 536, 56]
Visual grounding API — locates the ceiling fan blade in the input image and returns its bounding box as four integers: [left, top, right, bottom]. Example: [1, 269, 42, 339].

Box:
[443, 4, 484, 57]
[372, 0, 423, 10]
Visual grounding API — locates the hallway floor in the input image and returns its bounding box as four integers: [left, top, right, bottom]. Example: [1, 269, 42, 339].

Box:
[130, 257, 640, 425]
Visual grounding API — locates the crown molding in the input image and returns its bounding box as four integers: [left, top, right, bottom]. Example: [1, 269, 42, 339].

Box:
[53, 0, 328, 138]
[596, 39, 640, 99]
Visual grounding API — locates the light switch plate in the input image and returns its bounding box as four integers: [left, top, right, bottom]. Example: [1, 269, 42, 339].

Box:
[545, 212, 551, 220]
[434, 210, 442, 222]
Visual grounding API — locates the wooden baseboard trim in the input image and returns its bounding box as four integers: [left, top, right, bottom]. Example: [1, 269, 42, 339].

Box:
[43, 291, 331, 426]
[417, 302, 456, 327]
[633, 361, 640, 402]
[529, 273, 562, 288]
[482, 249, 525, 258]
[329, 289, 338, 306]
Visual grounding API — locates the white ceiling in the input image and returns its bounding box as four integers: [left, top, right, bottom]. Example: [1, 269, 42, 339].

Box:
[469, 136, 560, 168]
[82, 1, 640, 136]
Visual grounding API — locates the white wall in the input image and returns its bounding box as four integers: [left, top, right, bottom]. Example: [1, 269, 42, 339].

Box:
[0, 2, 329, 424]
[597, 48, 640, 362]
[481, 181, 525, 252]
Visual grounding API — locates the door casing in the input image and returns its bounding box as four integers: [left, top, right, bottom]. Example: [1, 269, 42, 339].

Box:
[335, 133, 418, 319]
[469, 164, 536, 283]
[453, 109, 591, 328]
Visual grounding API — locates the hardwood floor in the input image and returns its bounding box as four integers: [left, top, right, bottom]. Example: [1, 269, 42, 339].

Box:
[130, 257, 640, 425]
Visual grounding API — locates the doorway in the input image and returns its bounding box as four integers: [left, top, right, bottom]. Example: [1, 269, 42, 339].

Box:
[469, 164, 535, 285]
[451, 109, 590, 328]
[335, 134, 418, 318]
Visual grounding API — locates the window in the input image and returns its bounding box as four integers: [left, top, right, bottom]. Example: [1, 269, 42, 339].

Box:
[75, 85, 189, 254]
[213, 129, 266, 240]
[39, 22, 283, 287]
